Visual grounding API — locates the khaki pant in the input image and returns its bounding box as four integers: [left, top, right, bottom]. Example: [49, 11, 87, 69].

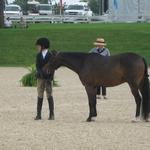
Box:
[37, 79, 53, 99]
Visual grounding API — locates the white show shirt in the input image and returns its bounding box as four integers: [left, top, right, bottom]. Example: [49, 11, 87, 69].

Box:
[42, 49, 48, 59]
[4, 20, 12, 28]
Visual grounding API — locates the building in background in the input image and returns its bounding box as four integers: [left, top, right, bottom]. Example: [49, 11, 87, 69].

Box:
[109, 0, 150, 22]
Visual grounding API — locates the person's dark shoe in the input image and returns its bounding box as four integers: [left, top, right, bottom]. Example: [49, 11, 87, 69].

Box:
[48, 114, 55, 120]
[34, 97, 43, 120]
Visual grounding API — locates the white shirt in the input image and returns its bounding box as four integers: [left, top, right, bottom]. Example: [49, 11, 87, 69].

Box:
[4, 20, 12, 27]
[42, 49, 48, 59]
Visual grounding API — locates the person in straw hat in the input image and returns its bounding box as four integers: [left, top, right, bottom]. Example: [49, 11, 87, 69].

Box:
[89, 38, 110, 99]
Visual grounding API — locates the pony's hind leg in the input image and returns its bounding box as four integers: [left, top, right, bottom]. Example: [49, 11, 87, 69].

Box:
[128, 83, 142, 122]
[85, 86, 97, 122]
[139, 82, 150, 122]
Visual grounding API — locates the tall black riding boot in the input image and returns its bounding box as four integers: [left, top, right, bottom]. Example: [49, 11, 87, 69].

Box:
[34, 97, 43, 120]
[48, 96, 54, 120]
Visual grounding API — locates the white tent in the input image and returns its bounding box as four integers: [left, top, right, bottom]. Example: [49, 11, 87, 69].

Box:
[109, 0, 150, 22]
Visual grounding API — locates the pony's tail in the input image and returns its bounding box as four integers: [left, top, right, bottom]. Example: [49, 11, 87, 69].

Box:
[141, 58, 150, 120]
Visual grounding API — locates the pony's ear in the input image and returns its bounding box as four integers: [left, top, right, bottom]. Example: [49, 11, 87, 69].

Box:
[51, 50, 59, 56]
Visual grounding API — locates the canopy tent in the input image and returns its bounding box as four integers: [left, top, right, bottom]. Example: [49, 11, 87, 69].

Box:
[109, 0, 150, 22]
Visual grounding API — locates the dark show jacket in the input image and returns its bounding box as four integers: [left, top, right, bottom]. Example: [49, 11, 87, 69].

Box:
[36, 51, 53, 80]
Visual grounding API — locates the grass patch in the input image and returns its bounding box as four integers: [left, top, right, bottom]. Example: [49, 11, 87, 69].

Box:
[0, 23, 150, 66]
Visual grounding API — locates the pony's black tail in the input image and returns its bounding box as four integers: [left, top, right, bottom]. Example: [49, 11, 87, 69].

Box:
[141, 58, 150, 120]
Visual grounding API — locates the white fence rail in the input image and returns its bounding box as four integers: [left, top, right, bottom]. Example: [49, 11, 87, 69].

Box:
[8, 15, 111, 24]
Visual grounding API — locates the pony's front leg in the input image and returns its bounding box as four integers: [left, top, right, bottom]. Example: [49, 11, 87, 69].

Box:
[128, 83, 142, 122]
[85, 86, 97, 122]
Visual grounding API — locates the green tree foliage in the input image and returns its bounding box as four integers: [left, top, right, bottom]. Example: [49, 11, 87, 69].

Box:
[13, 0, 28, 14]
[0, 0, 5, 28]
[88, 0, 99, 15]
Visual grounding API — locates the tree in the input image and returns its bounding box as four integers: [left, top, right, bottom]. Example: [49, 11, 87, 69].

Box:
[0, 0, 5, 28]
[13, 0, 28, 14]
[89, 0, 99, 15]
[104, 0, 109, 12]
[88, 0, 108, 15]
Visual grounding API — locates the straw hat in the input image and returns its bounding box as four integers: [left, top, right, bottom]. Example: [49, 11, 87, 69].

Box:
[93, 38, 106, 46]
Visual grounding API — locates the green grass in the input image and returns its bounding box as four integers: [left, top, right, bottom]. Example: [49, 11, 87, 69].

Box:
[0, 23, 150, 66]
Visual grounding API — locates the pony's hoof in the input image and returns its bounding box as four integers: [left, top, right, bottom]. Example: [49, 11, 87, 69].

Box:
[86, 117, 95, 122]
[86, 117, 92, 122]
[131, 117, 141, 123]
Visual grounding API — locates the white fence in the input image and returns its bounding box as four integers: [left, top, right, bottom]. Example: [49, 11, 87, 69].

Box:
[8, 15, 111, 24]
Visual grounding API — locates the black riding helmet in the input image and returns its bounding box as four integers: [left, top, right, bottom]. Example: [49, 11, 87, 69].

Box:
[36, 37, 50, 49]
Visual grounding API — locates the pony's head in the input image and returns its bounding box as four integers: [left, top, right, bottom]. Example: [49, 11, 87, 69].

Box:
[43, 50, 61, 74]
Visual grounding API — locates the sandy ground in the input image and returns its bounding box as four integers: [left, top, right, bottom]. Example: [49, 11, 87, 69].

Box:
[0, 67, 150, 150]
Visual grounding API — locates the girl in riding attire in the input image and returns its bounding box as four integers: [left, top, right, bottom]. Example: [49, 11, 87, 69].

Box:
[35, 37, 55, 120]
